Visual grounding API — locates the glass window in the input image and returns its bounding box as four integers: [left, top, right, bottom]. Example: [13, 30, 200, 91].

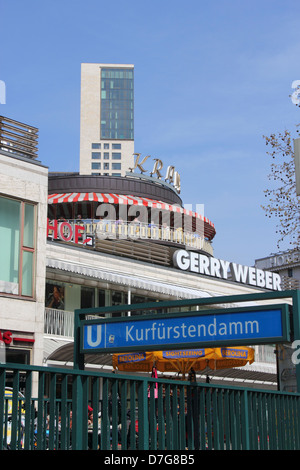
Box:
[111, 291, 128, 317]
[0, 198, 20, 293]
[21, 251, 34, 296]
[56, 203, 72, 220]
[112, 144, 121, 149]
[23, 203, 35, 248]
[74, 202, 92, 219]
[104, 163, 109, 170]
[92, 143, 101, 149]
[0, 196, 36, 297]
[103, 152, 109, 159]
[100, 68, 134, 140]
[98, 289, 106, 307]
[112, 163, 121, 170]
[92, 152, 101, 159]
[92, 162, 101, 170]
[81, 287, 95, 309]
[112, 153, 121, 159]
[112, 173, 121, 177]
[45, 282, 65, 309]
[104, 143, 109, 149]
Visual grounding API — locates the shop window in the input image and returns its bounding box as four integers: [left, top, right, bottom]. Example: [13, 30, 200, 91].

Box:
[112, 290, 128, 317]
[81, 286, 95, 309]
[45, 282, 65, 310]
[112, 290, 128, 305]
[131, 295, 157, 316]
[6, 348, 30, 364]
[0, 196, 36, 298]
[98, 289, 106, 307]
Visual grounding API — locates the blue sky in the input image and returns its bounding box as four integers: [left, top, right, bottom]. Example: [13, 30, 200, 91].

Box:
[1, 0, 300, 267]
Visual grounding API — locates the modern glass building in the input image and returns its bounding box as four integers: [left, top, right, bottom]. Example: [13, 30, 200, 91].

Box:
[100, 67, 134, 140]
[80, 63, 135, 176]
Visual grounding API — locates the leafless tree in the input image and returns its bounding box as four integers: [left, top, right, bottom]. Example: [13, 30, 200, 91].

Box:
[262, 125, 300, 249]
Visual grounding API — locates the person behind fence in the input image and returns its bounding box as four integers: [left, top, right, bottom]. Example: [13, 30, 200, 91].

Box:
[88, 406, 93, 449]
[188, 367, 196, 382]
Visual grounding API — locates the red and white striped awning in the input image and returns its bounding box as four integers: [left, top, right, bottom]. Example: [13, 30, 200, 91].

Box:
[48, 192, 216, 238]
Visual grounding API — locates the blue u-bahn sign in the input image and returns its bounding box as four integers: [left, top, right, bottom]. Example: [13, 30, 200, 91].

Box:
[80, 304, 290, 354]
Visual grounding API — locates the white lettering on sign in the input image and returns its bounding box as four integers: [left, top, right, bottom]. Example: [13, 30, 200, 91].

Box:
[123, 318, 260, 343]
[86, 325, 102, 348]
[173, 250, 282, 291]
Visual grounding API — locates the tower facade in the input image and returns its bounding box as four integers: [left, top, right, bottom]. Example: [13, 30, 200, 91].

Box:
[80, 63, 134, 176]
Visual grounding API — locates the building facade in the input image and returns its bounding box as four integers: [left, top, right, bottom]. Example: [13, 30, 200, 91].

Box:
[0, 116, 48, 393]
[255, 250, 300, 290]
[1, 56, 286, 393]
[79, 63, 134, 176]
[44, 168, 280, 388]
[255, 250, 300, 392]
[0, 114, 281, 390]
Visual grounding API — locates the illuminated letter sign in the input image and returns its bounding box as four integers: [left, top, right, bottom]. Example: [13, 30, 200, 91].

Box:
[47, 219, 93, 246]
[173, 250, 282, 291]
[129, 153, 181, 193]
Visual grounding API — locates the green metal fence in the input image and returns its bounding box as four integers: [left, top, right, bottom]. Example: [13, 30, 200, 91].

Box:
[1, 362, 300, 450]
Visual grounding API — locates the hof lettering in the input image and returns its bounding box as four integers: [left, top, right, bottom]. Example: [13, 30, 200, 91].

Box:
[47, 218, 93, 245]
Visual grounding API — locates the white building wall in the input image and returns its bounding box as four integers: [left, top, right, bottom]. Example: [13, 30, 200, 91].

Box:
[0, 152, 48, 370]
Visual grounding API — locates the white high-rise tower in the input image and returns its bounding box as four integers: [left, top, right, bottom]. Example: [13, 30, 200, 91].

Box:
[80, 63, 134, 176]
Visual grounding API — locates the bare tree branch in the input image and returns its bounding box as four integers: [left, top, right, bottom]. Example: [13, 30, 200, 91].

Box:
[262, 126, 300, 249]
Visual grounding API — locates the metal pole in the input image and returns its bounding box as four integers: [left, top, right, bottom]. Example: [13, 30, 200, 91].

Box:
[74, 310, 84, 370]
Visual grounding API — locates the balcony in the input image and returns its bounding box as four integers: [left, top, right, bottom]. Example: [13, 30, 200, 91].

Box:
[280, 276, 300, 290]
[44, 308, 103, 340]
[44, 307, 74, 339]
[47, 219, 213, 256]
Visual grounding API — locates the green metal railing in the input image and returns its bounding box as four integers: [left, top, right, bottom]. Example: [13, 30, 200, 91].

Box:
[1, 362, 300, 450]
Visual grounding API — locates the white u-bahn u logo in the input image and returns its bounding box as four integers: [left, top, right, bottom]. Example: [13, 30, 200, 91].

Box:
[86, 325, 102, 348]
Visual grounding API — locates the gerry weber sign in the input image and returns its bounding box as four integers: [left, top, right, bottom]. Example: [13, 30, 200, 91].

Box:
[173, 249, 282, 291]
[81, 304, 290, 353]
